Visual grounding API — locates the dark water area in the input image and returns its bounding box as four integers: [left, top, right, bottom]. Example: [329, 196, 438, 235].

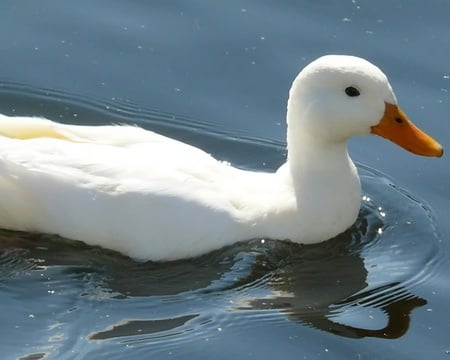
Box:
[0, 1, 449, 359]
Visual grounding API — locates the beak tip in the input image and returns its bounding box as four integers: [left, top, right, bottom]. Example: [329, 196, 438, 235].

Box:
[424, 143, 443, 157]
[429, 141, 444, 158]
[417, 142, 443, 157]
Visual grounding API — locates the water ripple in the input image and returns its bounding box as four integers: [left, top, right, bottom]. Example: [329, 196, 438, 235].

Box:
[0, 78, 283, 150]
[0, 162, 440, 352]
[0, 83, 442, 356]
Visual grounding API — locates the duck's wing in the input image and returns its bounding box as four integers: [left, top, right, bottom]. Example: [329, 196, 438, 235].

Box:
[0, 116, 242, 201]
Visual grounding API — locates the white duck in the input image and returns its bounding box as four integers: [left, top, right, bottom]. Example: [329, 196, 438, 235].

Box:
[0, 55, 443, 261]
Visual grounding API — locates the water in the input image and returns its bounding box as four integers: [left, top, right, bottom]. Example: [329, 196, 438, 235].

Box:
[0, 1, 449, 359]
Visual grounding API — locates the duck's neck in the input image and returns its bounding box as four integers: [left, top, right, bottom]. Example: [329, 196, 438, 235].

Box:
[290, 132, 361, 242]
[287, 133, 354, 183]
[245, 134, 361, 244]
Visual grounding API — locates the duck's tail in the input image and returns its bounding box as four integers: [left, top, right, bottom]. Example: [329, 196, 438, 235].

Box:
[0, 114, 171, 146]
[0, 115, 71, 141]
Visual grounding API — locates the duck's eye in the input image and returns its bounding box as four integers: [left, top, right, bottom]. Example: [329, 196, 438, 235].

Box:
[345, 86, 360, 97]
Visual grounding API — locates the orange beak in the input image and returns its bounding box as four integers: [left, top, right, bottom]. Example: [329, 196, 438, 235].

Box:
[371, 102, 443, 157]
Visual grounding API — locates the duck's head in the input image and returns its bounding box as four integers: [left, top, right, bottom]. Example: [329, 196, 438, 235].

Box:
[287, 55, 443, 157]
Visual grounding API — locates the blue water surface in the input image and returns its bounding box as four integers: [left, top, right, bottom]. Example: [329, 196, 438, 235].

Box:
[0, 1, 449, 359]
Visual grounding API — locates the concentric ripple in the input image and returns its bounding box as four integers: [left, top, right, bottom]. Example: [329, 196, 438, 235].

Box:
[0, 83, 443, 358]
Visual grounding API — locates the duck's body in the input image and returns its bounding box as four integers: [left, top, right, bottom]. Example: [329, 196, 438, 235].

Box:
[0, 56, 442, 261]
[0, 117, 359, 260]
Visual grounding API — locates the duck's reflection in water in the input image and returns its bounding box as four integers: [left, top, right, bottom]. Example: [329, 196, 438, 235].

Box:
[237, 239, 426, 339]
[0, 216, 426, 341]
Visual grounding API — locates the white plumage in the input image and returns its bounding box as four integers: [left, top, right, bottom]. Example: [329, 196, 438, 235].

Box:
[0, 55, 442, 261]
